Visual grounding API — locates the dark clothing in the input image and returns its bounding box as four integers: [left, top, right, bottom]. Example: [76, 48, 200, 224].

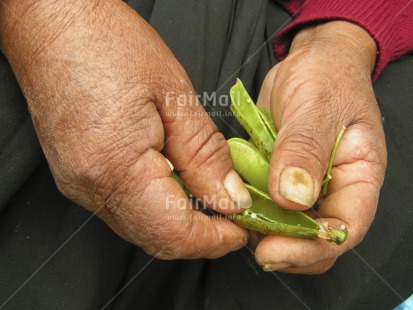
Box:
[1, 1, 412, 309]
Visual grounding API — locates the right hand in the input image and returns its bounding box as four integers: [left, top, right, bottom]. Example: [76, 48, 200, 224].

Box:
[0, 0, 250, 259]
[255, 21, 386, 274]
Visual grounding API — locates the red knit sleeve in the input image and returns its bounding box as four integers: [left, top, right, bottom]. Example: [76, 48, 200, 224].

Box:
[274, 0, 413, 81]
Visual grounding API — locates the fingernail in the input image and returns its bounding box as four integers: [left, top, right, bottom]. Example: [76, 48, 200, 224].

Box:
[263, 263, 291, 272]
[165, 158, 174, 171]
[280, 167, 314, 206]
[224, 170, 252, 209]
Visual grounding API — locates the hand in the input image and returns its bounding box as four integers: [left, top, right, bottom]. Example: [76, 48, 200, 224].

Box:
[255, 21, 386, 274]
[0, 0, 251, 259]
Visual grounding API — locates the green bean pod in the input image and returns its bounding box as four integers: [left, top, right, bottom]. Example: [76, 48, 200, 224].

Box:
[228, 79, 348, 245]
[228, 138, 347, 244]
[170, 79, 348, 245]
[230, 79, 276, 161]
[232, 185, 348, 244]
[257, 107, 276, 136]
[171, 170, 347, 244]
[228, 138, 270, 194]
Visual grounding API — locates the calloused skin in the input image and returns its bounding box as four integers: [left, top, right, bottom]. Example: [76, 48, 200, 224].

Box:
[256, 21, 386, 274]
[0, 0, 386, 274]
[0, 0, 250, 259]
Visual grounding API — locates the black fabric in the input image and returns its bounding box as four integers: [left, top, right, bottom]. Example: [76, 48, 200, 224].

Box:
[144, 0, 270, 139]
[0, 55, 43, 211]
[0, 161, 132, 309]
[0, 1, 412, 309]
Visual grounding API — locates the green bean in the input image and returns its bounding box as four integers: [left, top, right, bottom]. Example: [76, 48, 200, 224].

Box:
[169, 79, 347, 245]
[257, 107, 276, 137]
[321, 126, 346, 196]
[228, 139, 347, 244]
[171, 169, 347, 245]
[232, 185, 348, 244]
[230, 79, 276, 161]
[229, 79, 348, 245]
[228, 138, 270, 194]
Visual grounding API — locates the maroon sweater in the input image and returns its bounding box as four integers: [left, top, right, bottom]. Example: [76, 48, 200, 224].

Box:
[274, 0, 413, 81]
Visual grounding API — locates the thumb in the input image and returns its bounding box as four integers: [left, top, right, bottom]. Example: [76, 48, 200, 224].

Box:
[268, 78, 342, 211]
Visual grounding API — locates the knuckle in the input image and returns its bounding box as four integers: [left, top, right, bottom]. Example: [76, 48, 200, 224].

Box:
[188, 130, 230, 170]
[173, 125, 230, 173]
[277, 128, 329, 171]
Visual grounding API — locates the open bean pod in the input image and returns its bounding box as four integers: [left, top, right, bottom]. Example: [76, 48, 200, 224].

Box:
[229, 79, 348, 245]
[230, 79, 276, 161]
[170, 79, 347, 245]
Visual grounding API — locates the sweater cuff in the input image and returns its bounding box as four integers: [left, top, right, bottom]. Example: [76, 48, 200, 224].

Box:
[274, 1, 413, 81]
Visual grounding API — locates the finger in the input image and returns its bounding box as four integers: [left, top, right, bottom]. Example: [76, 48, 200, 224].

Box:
[255, 217, 347, 271]
[263, 258, 337, 275]
[268, 74, 346, 210]
[255, 182, 377, 271]
[327, 124, 387, 191]
[315, 125, 384, 241]
[157, 77, 252, 214]
[100, 147, 248, 259]
[255, 126, 384, 272]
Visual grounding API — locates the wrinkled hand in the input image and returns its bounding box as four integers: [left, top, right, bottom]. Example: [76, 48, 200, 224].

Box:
[255, 21, 387, 274]
[0, 0, 251, 259]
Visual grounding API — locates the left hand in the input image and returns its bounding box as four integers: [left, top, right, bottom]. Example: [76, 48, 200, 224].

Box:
[0, 0, 250, 259]
[254, 21, 387, 274]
